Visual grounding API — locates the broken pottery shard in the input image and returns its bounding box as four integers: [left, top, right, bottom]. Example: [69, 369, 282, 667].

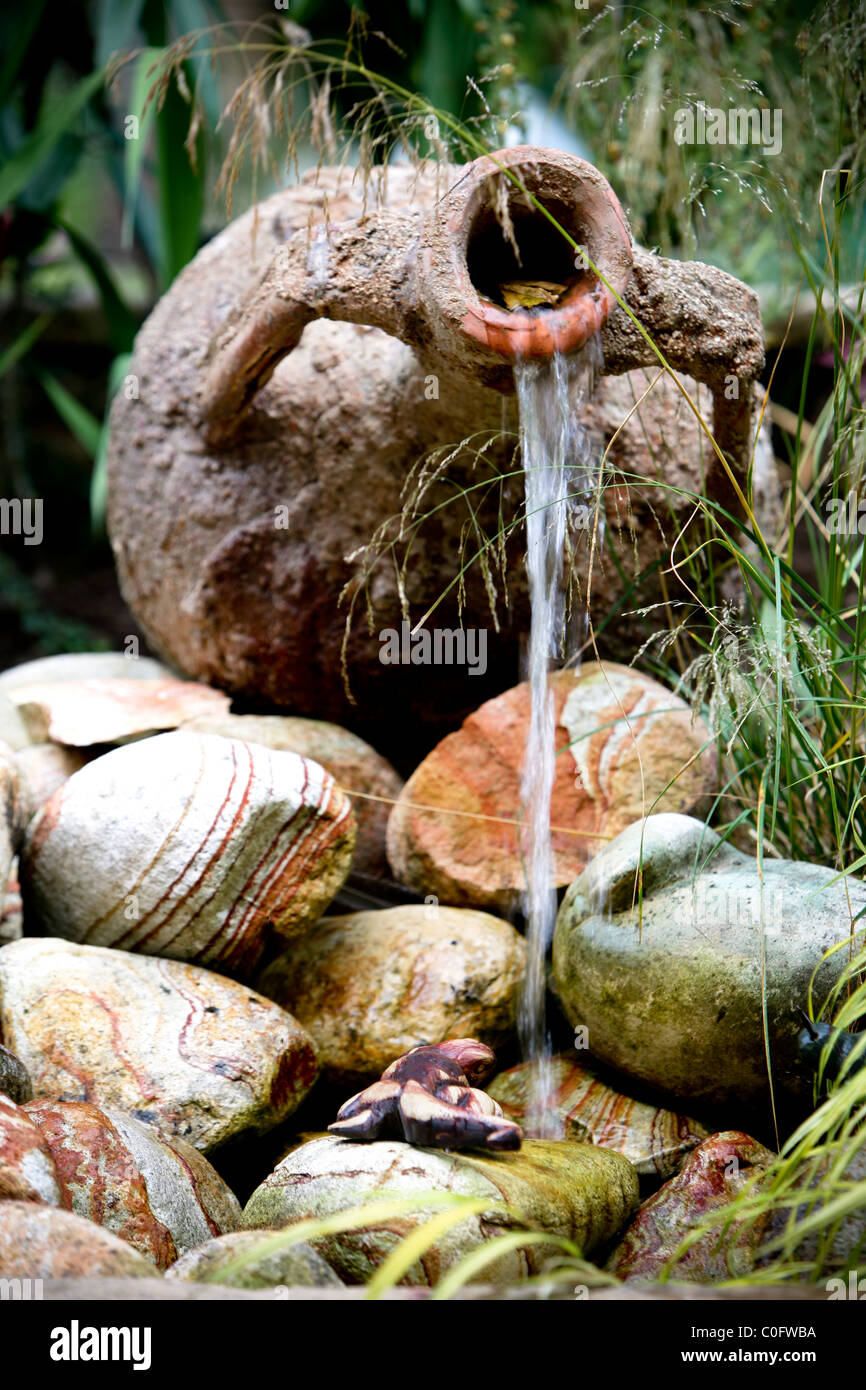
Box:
[0, 1200, 158, 1278]
[0, 937, 318, 1153]
[20, 731, 356, 974]
[8, 676, 230, 746]
[244, 1134, 639, 1285]
[488, 1054, 708, 1178]
[606, 1131, 776, 1282]
[24, 1100, 240, 1269]
[256, 906, 526, 1084]
[387, 663, 716, 910]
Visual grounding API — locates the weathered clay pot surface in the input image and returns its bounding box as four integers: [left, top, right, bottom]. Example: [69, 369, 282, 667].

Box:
[107, 164, 776, 757]
[606, 1131, 776, 1282]
[182, 712, 401, 876]
[256, 905, 526, 1084]
[243, 1133, 639, 1285]
[387, 664, 716, 909]
[166, 1229, 343, 1289]
[488, 1054, 708, 1177]
[0, 938, 318, 1152]
[19, 731, 355, 973]
[553, 814, 866, 1105]
[21, 1099, 241, 1269]
[0, 1200, 158, 1279]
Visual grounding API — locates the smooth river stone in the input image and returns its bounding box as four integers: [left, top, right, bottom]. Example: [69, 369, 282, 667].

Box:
[606, 1131, 776, 1282]
[9, 676, 230, 747]
[0, 938, 318, 1152]
[243, 1134, 639, 1285]
[256, 905, 527, 1085]
[166, 1229, 342, 1289]
[0, 862, 21, 945]
[14, 742, 88, 825]
[183, 713, 403, 877]
[0, 1093, 63, 1203]
[0, 1042, 31, 1103]
[0, 692, 33, 752]
[0, 742, 21, 896]
[0, 1200, 157, 1278]
[386, 663, 716, 911]
[488, 1054, 708, 1178]
[19, 731, 356, 975]
[773, 1147, 866, 1275]
[552, 814, 866, 1106]
[23, 1100, 241, 1270]
[0, 652, 173, 691]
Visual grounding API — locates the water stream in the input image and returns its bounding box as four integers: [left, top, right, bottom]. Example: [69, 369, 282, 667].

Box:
[515, 337, 601, 1132]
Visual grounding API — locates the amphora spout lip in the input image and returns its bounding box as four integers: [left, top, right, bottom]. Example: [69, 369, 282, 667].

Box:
[439, 145, 633, 362]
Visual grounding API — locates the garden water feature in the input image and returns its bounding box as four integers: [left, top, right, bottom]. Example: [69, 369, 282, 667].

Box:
[515, 336, 602, 1133]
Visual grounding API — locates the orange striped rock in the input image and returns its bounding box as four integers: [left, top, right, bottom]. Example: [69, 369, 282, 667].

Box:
[488, 1054, 707, 1178]
[0, 1201, 157, 1279]
[386, 663, 716, 911]
[19, 731, 355, 975]
[22, 1100, 240, 1269]
[0, 1091, 63, 1204]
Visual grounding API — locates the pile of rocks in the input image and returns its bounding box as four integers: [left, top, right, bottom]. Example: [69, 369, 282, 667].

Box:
[0, 652, 861, 1293]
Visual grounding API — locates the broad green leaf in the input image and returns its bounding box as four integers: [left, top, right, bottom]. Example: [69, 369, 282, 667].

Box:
[58, 221, 139, 352]
[0, 69, 104, 208]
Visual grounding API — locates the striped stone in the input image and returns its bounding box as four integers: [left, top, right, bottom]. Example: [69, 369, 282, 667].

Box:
[19, 731, 356, 974]
[386, 663, 716, 911]
[0, 1092, 63, 1204]
[0, 1200, 158, 1278]
[0, 938, 319, 1152]
[488, 1054, 708, 1177]
[23, 1100, 241, 1269]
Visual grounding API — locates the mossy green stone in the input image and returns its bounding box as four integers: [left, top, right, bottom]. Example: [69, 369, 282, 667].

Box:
[166, 1229, 342, 1288]
[242, 1134, 638, 1286]
[553, 814, 866, 1106]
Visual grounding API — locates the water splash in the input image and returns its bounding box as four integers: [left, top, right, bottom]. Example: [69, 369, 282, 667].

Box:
[515, 337, 601, 1133]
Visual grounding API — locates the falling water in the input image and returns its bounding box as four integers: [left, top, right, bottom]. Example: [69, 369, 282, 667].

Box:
[515, 337, 601, 1133]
